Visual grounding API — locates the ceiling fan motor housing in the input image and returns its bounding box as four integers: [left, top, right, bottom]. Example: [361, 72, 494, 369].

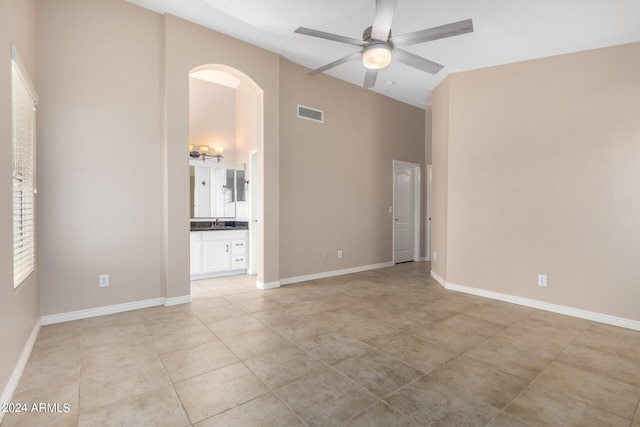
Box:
[363, 26, 392, 42]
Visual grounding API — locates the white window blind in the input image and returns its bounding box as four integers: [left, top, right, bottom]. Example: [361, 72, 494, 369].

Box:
[12, 47, 37, 288]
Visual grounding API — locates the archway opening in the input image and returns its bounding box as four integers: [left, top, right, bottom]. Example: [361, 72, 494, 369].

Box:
[188, 64, 264, 285]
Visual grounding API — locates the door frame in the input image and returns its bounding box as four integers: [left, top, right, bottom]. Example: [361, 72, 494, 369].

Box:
[392, 160, 421, 264]
[248, 150, 258, 275]
[426, 164, 432, 262]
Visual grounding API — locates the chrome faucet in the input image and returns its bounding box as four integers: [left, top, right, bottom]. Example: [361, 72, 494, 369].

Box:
[214, 218, 219, 227]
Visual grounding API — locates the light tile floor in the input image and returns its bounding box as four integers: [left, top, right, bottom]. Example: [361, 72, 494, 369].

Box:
[3, 262, 640, 426]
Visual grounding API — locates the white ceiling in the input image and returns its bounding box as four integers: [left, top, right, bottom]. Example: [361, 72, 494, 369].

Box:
[127, 0, 640, 109]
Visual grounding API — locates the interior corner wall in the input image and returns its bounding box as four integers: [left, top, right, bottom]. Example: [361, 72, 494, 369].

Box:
[0, 0, 40, 405]
[424, 109, 433, 166]
[441, 42, 640, 321]
[430, 78, 449, 281]
[424, 108, 433, 261]
[278, 60, 425, 280]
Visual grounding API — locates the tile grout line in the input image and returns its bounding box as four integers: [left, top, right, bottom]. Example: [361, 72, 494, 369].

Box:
[79, 314, 181, 425]
[491, 321, 593, 424]
[376, 374, 429, 424]
[249, 303, 448, 425]
[244, 309, 387, 425]
[223, 307, 314, 426]
[159, 302, 227, 426]
[179, 299, 306, 425]
[75, 318, 86, 425]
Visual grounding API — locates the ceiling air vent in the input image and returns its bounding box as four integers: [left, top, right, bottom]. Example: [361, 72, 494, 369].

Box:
[297, 104, 324, 123]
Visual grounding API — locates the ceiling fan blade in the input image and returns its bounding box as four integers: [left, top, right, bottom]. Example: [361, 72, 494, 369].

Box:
[363, 69, 378, 89]
[393, 49, 444, 75]
[295, 27, 367, 47]
[307, 51, 362, 76]
[371, 0, 398, 42]
[390, 19, 474, 48]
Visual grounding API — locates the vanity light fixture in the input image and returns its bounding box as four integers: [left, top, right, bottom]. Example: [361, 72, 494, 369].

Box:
[189, 144, 224, 163]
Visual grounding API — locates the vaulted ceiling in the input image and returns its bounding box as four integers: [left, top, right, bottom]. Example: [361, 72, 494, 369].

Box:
[127, 0, 640, 108]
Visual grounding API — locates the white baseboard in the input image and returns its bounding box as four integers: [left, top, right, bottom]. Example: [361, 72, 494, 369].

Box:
[1, 319, 41, 423]
[191, 269, 248, 280]
[165, 295, 192, 306]
[280, 262, 395, 286]
[40, 295, 191, 325]
[430, 270, 446, 287]
[431, 271, 640, 332]
[256, 280, 281, 290]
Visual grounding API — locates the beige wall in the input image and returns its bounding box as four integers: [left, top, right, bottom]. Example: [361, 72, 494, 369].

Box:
[0, 0, 40, 404]
[432, 42, 640, 321]
[431, 79, 449, 279]
[424, 109, 432, 164]
[37, 0, 165, 315]
[279, 60, 425, 279]
[235, 82, 259, 167]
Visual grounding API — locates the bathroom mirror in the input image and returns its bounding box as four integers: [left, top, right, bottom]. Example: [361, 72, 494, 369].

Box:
[190, 162, 236, 218]
[236, 164, 246, 202]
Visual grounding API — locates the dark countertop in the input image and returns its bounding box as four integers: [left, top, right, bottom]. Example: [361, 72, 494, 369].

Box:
[190, 221, 249, 231]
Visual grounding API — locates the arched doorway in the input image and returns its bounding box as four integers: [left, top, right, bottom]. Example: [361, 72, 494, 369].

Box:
[188, 64, 264, 286]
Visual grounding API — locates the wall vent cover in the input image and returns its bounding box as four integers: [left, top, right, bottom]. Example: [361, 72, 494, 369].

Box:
[297, 104, 324, 123]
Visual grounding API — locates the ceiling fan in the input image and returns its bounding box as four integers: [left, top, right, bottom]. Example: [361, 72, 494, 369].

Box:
[294, 0, 473, 88]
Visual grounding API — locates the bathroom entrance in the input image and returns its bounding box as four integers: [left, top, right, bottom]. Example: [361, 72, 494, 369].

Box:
[188, 65, 264, 285]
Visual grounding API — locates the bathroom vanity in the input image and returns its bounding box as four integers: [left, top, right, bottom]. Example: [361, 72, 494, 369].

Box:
[189, 159, 250, 280]
[190, 221, 249, 279]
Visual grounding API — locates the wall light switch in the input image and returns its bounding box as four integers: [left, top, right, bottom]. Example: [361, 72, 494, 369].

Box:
[388, 206, 393, 214]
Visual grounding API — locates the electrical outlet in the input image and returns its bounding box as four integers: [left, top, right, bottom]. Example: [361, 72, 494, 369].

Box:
[99, 274, 109, 287]
[538, 274, 547, 287]
[433, 252, 437, 261]
[322, 252, 327, 260]
[337, 250, 343, 259]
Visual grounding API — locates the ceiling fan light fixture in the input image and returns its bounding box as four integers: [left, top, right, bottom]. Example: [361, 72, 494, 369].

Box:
[362, 43, 391, 70]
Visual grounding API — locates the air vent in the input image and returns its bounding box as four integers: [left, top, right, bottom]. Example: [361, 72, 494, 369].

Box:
[297, 104, 324, 123]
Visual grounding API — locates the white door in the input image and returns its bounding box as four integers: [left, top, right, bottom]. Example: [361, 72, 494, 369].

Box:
[394, 162, 415, 263]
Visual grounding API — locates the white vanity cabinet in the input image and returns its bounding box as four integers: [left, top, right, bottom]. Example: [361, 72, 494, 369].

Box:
[230, 240, 247, 270]
[190, 229, 248, 278]
[202, 239, 232, 274]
